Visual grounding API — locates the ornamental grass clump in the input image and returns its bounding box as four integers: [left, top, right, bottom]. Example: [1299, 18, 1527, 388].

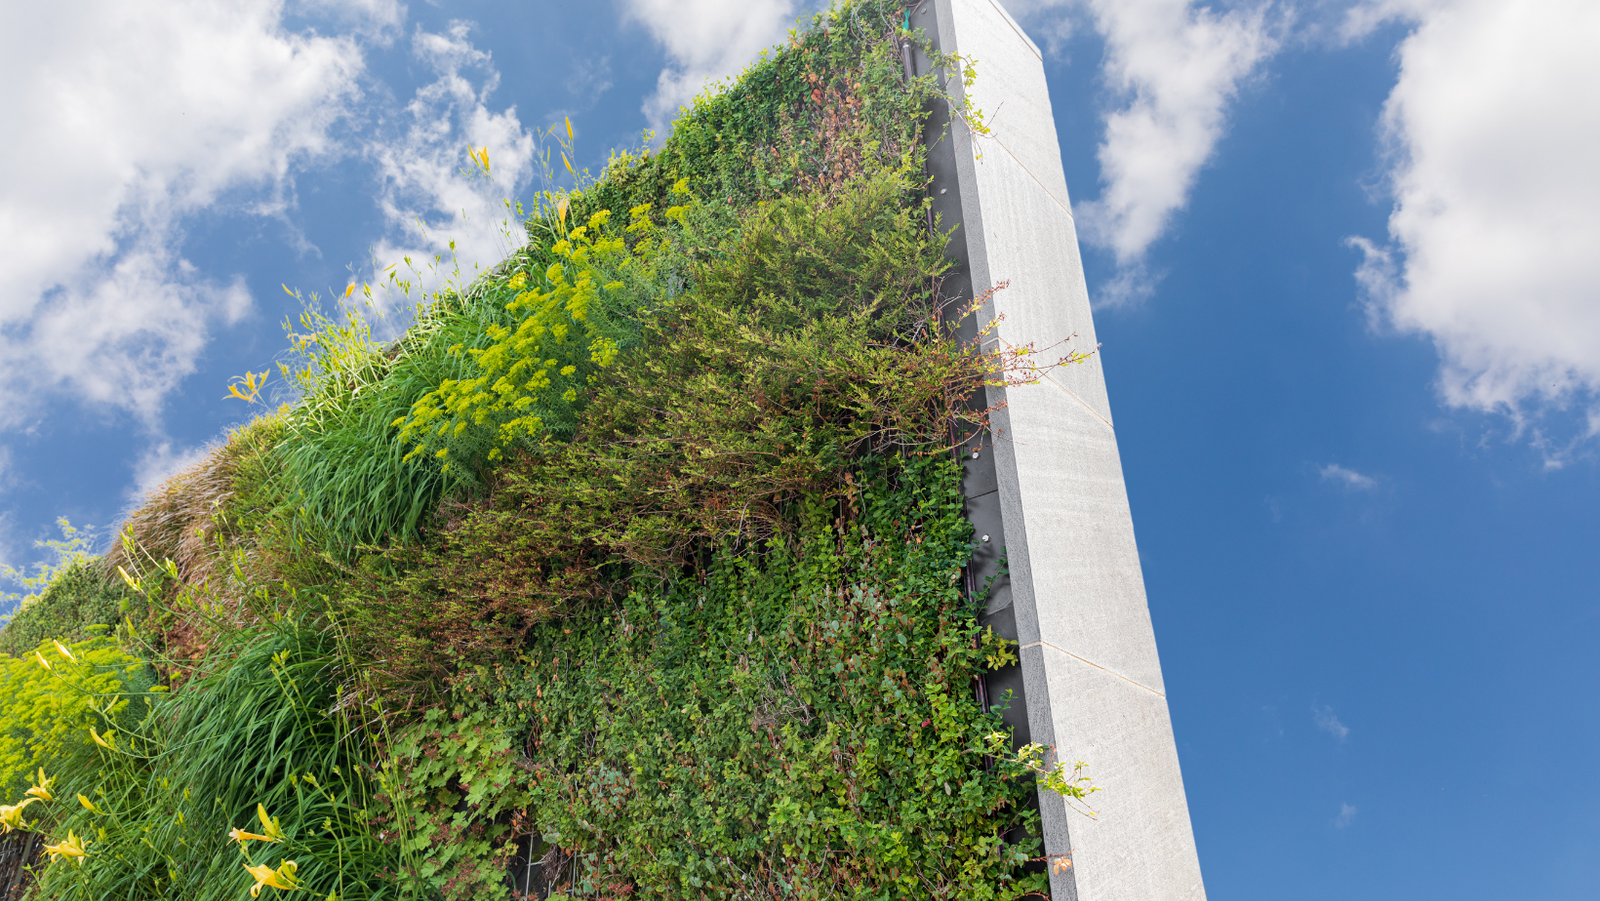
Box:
[271, 295, 476, 558]
[28, 610, 405, 901]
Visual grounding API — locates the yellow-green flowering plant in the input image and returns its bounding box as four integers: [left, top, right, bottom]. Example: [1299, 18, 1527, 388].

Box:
[395, 182, 691, 472]
[0, 635, 148, 800]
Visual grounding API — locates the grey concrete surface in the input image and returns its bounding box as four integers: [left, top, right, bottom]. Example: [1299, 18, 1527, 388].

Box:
[915, 1, 1207, 898]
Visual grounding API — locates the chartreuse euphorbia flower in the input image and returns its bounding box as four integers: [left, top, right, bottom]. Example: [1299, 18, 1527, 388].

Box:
[43, 829, 90, 864]
[26, 768, 55, 801]
[0, 798, 40, 833]
[244, 859, 301, 896]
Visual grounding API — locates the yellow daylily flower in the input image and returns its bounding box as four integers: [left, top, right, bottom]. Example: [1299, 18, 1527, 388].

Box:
[244, 859, 301, 897]
[228, 826, 276, 846]
[256, 804, 286, 843]
[0, 798, 40, 833]
[77, 794, 101, 814]
[26, 768, 54, 801]
[43, 829, 90, 864]
[52, 639, 77, 662]
[89, 726, 116, 751]
[34, 651, 51, 670]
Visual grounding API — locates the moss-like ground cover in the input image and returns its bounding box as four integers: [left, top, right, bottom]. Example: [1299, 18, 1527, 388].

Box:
[0, 3, 1068, 898]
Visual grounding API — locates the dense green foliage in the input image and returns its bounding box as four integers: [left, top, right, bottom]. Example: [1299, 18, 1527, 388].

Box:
[276, 0, 950, 554]
[336, 170, 966, 699]
[0, 3, 1071, 898]
[386, 455, 1041, 900]
[0, 562, 133, 660]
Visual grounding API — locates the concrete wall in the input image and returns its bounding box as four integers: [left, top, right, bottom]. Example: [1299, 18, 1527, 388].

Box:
[910, 2, 1206, 898]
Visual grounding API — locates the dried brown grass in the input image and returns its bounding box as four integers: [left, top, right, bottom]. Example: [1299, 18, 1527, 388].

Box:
[102, 412, 288, 661]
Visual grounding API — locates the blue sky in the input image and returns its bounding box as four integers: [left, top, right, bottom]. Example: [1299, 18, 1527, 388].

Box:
[2, 1, 1597, 897]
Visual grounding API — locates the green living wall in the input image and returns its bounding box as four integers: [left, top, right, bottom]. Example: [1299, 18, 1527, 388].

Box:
[0, 3, 1082, 898]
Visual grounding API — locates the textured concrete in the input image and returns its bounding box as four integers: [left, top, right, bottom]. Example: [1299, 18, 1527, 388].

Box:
[912, 1, 1206, 898]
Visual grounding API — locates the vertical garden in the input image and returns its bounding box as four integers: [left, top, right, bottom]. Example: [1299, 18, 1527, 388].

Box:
[0, 2, 1071, 897]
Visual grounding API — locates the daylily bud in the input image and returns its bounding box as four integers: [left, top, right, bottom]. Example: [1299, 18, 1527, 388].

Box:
[256, 804, 286, 843]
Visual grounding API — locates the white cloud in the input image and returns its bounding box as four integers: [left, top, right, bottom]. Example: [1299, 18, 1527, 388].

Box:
[366, 22, 537, 304]
[1004, 1, 1279, 304]
[1334, 802, 1357, 828]
[1078, 0, 1277, 268]
[0, 0, 365, 427]
[619, 0, 803, 133]
[1319, 463, 1376, 491]
[1314, 704, 1350, 740]
[1347, 0, 1600, 444]
[289, 0, 405, 43]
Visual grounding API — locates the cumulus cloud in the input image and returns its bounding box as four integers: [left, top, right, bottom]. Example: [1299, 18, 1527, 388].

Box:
[1006, 0, 1278, 303]
[1346, 0, 1600, 445]
[0, 0, 366, 427]
[1314, 704, 1350, 741]
[1077, 0, 1277, 276]
[365, 22, 538, 304]
[1319, 463, 1376, 491]
[620, 0, 805, 133]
